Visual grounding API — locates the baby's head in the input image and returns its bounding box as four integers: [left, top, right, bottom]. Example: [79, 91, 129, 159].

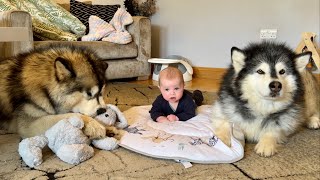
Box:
[158, 67, 184, 103]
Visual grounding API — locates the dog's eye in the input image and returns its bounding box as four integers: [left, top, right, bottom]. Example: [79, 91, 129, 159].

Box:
[256, 69, 265, 74]
[86, 91, 92, 97]
[279, 69, 285, 75]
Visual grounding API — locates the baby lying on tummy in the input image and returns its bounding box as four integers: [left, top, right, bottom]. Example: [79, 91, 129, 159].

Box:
[149, 66, 203, 123]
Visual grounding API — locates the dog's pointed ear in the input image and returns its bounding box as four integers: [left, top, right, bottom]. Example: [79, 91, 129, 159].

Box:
[231, 47, 246, 73]
[101, 62, 108, 78]
[99, 85, 107, 106]
[55, 57, 75, 81]
[103, 61, 108, 71]
[295, 51, 311, 72]
[95, 61, 108, 84]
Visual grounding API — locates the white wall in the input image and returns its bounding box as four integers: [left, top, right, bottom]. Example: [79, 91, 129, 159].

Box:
[150, 0, 320, 68]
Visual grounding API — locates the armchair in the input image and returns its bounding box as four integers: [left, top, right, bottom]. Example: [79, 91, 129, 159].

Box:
[0, 10, 151, 80]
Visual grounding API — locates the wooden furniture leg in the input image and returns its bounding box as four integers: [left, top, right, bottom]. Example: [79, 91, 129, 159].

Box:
[295, 32, 320, 70]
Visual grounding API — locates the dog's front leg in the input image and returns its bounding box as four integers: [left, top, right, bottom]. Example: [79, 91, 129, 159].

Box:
[213, 119, 232, 147]
[16, 113, 80, 138]
[16, 113, 105, 139]
[254, 132, 278, 157]
[212, 102, 232, 147]
[80, 115, 106, 140]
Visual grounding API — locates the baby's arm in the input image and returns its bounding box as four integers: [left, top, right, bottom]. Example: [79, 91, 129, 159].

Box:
[176, 112, 195, 121]
[156, 116, 170, 123]
[167, 114, 179, 121]
[150, 96, 167, 122]
[175, 96, 197, 121]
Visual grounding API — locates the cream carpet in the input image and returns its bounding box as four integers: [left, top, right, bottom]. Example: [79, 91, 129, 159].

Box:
[0, 82, 319, 180]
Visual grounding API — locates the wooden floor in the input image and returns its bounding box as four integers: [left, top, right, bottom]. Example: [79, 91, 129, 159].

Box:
[128, 77, 220, 93]
[126, 65, 319, 93]
[129, 69, 320, 92]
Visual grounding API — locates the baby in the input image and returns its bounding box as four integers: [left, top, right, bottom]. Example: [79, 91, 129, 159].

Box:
[149, 66, 203, 123]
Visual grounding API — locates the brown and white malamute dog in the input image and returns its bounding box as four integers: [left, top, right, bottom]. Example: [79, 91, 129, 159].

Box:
[0, 44, 108, 139]
[212, 41, 319, 157]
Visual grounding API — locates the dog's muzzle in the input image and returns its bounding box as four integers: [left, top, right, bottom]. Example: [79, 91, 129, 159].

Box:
[269, 81, 282, 97]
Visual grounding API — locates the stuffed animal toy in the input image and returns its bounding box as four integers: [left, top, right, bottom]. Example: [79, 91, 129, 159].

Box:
[95, 104, 128, 129]
[95, 104, 128, 140]
[18, 104, 128, 167]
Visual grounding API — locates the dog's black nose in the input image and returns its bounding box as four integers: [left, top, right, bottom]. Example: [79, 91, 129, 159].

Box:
[269, 81, 282, 92]
[96, 108, 106, 115]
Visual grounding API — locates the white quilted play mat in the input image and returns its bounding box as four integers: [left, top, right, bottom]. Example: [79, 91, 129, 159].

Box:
[120, 105, 244, 165]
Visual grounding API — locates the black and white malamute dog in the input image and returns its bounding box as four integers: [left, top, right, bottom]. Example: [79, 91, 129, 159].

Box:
[212, 41, 319, 157]
[0, 44, 108, 139]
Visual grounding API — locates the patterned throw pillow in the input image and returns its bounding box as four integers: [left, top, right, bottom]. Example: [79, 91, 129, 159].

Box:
[92, 0, 125, 8]
[0, 0, 86, 41]
[70, 0, 120, 33]
[0, 0, 18, 11]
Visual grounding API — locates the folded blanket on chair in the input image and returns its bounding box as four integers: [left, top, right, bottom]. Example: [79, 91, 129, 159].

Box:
[120, 105, 244, 164]
[82, 8, 133, 44]
[102, 8, 133, 44]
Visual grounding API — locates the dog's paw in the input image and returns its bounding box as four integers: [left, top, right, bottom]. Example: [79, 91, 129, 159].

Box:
[114, 129, 126, 140]
[213, 119, 232, 147]
[216, 131, 231, 147]
[82, 116, 106, 139]
[105, 126, 125, 140]
[254, 137, 277, 157]
[307, 115, 320, 129]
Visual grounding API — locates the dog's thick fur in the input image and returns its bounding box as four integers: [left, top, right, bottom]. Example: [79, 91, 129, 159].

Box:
[212, 41, 320, 157]
[0, 44, 109, 139]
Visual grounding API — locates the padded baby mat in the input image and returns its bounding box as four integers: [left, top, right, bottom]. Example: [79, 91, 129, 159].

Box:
[120, 105, 244, 164]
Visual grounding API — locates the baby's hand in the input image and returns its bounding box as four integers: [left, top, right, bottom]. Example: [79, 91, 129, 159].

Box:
[167, 114, 179, 121]
[156, 116, 169, 123]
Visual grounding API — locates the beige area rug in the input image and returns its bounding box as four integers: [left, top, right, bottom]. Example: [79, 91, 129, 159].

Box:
[0, 82, 319, 180]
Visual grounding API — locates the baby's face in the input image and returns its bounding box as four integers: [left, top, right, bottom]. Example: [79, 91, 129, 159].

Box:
[159, 78, 184, 103]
